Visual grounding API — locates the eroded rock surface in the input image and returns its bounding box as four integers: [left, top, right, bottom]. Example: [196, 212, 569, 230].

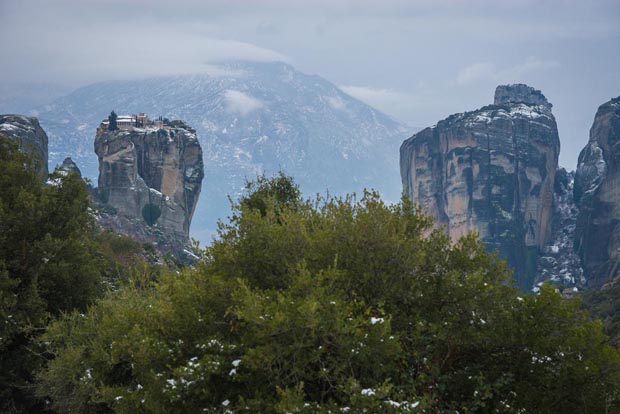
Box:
[94, 121, 204, 249]
[494, 84, 552, 110]
[574, 97, 620, 285]
[0, 114, 49, 176]
[536, 169, 584, 288]
[400, 84, 560, 289]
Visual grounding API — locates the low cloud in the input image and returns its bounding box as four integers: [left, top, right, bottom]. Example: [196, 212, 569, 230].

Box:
[223, 90, 264, 116]
[456, 57, 560, 85]
[0, 6, 288, 85]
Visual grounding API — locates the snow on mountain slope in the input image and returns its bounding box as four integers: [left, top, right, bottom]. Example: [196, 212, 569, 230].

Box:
[34, 61, 410, 241]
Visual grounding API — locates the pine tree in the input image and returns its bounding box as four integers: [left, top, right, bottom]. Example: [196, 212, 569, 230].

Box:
[0, 135, 103, 412]
[108, 110, 118, 131]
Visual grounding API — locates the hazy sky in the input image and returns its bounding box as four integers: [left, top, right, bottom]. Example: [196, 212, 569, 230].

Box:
[1, 0, 619, 168]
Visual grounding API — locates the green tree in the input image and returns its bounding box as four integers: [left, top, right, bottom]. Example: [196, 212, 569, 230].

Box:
[583, 279, 620, 347]
[238, 171, 301, 217]
[0, 135, 132, 412]
[36, 174, 620, 413]
[108, 111, 118, 131]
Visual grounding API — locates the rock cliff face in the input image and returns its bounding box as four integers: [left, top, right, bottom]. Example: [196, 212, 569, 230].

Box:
[0, 114, 49, 176]
[536, 168, 584, 288]
[94, 122, 204, 246]
[574, 97, 620, 286]
[400, 84, 560, 289]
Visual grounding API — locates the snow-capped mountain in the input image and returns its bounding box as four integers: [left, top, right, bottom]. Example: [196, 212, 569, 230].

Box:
[34, 61, 409, 241]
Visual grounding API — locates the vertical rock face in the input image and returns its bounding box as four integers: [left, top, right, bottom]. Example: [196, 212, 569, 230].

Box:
[95, 121, 204, 243]
[400, 84, 560, 289]
[574, 97, 620, 286]
[0, 114, 49, 176]
[536, 168, 584, 287]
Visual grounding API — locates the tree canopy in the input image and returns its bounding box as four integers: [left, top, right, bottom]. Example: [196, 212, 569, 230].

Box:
[36, 174, 620, 414]
[0, 135, 153, 412]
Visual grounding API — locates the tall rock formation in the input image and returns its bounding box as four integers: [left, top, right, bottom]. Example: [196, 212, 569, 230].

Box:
[400, 84, 560, 289]
[94, 120, 204, 248]
[574, 96, 620, 286]
[0, 114, 49, 176]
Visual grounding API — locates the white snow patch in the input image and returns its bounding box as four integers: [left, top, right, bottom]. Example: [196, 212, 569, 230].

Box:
[326, 95, 347, 111]
[509, 104, 549, 120]
[201, 119, 218, 132]
[0, 123, 18, 131]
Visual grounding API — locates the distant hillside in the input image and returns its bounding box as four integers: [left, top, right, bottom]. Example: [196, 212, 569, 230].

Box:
[34, 61, 409, 241]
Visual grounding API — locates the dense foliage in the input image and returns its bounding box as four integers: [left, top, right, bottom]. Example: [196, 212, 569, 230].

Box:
[583, 279, 620, 347]
[37, 175, 620, 413]
[0, 136, 151, 413]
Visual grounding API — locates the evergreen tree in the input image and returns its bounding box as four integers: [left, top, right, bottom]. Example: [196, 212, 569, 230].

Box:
[239, 171, 300, 217]
[0, 135, 145, 412]
[583, 279, 620, 347]
[108, 110, 118, 131]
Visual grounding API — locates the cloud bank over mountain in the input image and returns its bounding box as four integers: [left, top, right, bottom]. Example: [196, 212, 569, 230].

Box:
[1, 0, 618, 168]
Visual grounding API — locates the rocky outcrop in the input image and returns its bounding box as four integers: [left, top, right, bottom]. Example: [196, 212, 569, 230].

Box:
[400, 84, 560, 289]
[494, 84, 552, 110]
[0, 114, 49, 176]
[574, 97, 620, 286]
[59, 157, 82, 176]
[94, 121, 204, 249]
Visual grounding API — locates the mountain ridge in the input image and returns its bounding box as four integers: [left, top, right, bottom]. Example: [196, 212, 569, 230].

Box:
[34, 61, 409, 241]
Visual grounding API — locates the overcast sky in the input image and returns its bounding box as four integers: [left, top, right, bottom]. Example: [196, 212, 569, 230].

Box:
[1, 0, 619, 168]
